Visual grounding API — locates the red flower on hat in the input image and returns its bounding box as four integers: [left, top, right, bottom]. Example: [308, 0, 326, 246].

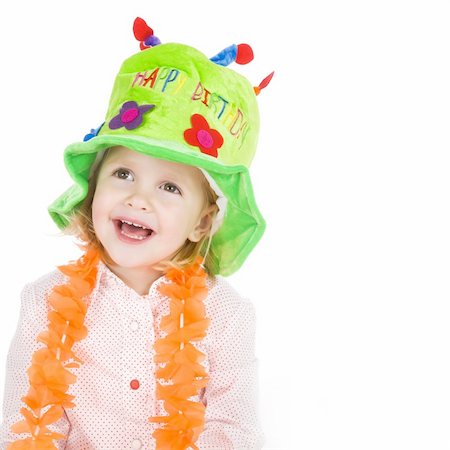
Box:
[184, 114, 224, 158]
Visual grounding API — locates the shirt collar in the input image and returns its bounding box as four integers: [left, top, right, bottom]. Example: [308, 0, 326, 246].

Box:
[95, 258, 170, 298]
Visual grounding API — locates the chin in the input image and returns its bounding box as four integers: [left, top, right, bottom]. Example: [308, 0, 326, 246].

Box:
[107, 250, 147, 267]
[103, 245, 167, 270]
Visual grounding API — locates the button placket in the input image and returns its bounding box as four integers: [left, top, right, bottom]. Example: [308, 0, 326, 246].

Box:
[122, 298, 156, 423]
[131, 438, 142, 449]
[130, 319, 139, 331]
[130, 379, 140, 390]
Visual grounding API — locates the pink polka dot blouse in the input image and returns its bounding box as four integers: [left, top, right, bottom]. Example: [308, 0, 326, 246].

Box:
[0, 259, 265, 449]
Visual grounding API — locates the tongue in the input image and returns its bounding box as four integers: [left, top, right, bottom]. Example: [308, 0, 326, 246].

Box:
[121, 222, 151, 237]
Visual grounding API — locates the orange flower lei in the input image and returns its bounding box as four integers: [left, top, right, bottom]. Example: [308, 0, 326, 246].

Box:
[8, 244, 210, 450]
[149, 253, 210, 449]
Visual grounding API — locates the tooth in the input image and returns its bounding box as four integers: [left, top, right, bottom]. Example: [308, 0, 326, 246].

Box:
[121, 219, 148, 230]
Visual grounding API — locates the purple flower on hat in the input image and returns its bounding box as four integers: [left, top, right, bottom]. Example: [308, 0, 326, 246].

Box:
[109, 101, 155, 130]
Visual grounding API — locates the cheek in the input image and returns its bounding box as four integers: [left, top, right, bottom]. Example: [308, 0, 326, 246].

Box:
[162, 206, 195, 233]
[91, 189, 110, 225]
[180, 203, 204, 233]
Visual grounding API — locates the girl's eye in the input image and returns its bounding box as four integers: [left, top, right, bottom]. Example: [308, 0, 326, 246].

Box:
[162, 182, 181, 195]
[113, 168, 133, 180]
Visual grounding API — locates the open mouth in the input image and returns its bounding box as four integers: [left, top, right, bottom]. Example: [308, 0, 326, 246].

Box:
[113, 219, 154, 243]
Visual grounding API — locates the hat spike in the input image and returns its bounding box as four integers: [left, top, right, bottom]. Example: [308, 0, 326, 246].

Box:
[254, 71, 275, 95]
[210, 43, 254, 66]
[133, 17, 161, 50]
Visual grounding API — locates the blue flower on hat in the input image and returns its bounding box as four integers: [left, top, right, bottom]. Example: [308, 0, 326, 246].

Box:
[83, 122, 105, 142]
[109, 101, 155, 130]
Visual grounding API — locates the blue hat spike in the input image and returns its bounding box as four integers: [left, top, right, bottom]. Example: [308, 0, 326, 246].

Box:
[210, 43, 254, 67]
[210, 44, 238, 66]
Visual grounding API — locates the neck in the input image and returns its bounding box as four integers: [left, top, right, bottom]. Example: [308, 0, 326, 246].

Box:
[104, 261, 164, 296]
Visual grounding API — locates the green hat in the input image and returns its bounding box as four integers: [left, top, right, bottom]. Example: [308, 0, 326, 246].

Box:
[48, 18, 273, 276]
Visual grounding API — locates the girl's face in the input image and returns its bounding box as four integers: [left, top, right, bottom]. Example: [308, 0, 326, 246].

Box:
[92, 146, 211, 273]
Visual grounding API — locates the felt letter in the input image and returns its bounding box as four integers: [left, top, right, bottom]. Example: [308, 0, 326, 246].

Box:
[172, 72, 188, 94]
[162, 69, 179, 92]
[221, 106, 237, 128]
[209, 94, 229, 119]
[239, 122, 250, 141]
[132, 71, 149, 88]
[153, 67, 170, 90]
[143, 68, 160, 88]
[229, 109, 244, 135]
[202, 88, 211, 106]
[192, 82, 204, 101]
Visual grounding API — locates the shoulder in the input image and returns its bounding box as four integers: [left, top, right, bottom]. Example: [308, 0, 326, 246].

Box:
[14, 267, 69, 323]
[206, 275, 250, 308]
[27, 267, 69, 298]
[204, 275, 255, 334]
[202, 276, 257, 355]
[23, 268, 69, 316]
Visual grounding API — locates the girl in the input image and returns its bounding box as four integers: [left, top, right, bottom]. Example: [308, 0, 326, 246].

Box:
[0, 17, 272, 450]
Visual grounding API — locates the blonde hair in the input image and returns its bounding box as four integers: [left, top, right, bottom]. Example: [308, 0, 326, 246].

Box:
[59, 148, 219, 275]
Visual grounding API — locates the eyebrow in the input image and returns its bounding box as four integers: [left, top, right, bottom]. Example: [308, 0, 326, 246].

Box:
[103, 158, 138, 168]
[103, 158, 192, 185]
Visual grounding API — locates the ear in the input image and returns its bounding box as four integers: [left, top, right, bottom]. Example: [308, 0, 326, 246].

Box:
[188, 204, 217, 243]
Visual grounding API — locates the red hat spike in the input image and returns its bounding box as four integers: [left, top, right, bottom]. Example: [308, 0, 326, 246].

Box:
[133, 17, 162, 50]
[254, 71, 275, 95]
[133, 17, 153, 41]
[235, 44, 254, 65]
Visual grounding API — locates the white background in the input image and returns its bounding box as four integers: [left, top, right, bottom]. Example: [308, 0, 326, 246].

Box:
[0, 1, 449, 449]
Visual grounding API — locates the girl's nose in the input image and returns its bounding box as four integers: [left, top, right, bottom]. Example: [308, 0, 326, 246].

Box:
[125, 191, 154, 211]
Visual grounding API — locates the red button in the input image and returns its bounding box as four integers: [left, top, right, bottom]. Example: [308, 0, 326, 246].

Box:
[130, 379, 140, 390]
